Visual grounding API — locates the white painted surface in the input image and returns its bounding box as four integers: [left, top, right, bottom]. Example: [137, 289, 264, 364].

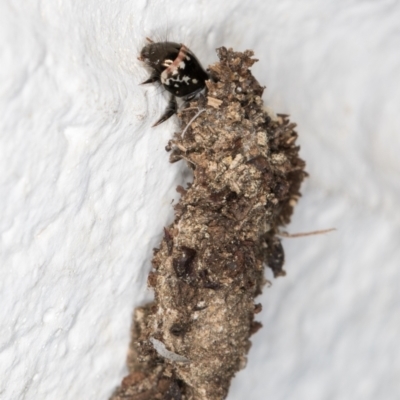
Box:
[1, 1, 399, 399]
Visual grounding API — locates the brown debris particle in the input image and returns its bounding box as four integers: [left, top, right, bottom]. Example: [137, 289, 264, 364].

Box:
[110, 47, 306, 400]
[207, 96, 223, 108]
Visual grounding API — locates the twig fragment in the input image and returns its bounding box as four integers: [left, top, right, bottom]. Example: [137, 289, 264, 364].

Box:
[278, 228, 336, 238]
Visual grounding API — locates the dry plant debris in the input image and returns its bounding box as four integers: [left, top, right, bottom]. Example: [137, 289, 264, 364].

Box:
[110, 47, 307, 400]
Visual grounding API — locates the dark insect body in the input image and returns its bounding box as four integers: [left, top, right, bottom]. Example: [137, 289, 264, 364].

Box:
[139, 39, 209, 126]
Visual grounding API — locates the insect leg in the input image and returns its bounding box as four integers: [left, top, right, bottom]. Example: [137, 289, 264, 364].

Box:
[152, 95, 178, 127]
[140, 73, 159, 85]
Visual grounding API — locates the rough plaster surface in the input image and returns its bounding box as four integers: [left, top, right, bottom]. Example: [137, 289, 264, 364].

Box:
[1, 1, 399, 399]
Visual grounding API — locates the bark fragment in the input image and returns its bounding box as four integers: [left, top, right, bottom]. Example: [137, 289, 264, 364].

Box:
[110, 47, 306, 400]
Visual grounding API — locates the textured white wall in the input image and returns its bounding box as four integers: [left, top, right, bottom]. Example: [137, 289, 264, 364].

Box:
[1, 1, 399, 399]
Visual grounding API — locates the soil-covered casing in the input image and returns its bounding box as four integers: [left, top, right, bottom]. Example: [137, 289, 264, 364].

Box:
[110, 47, 306, 400]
